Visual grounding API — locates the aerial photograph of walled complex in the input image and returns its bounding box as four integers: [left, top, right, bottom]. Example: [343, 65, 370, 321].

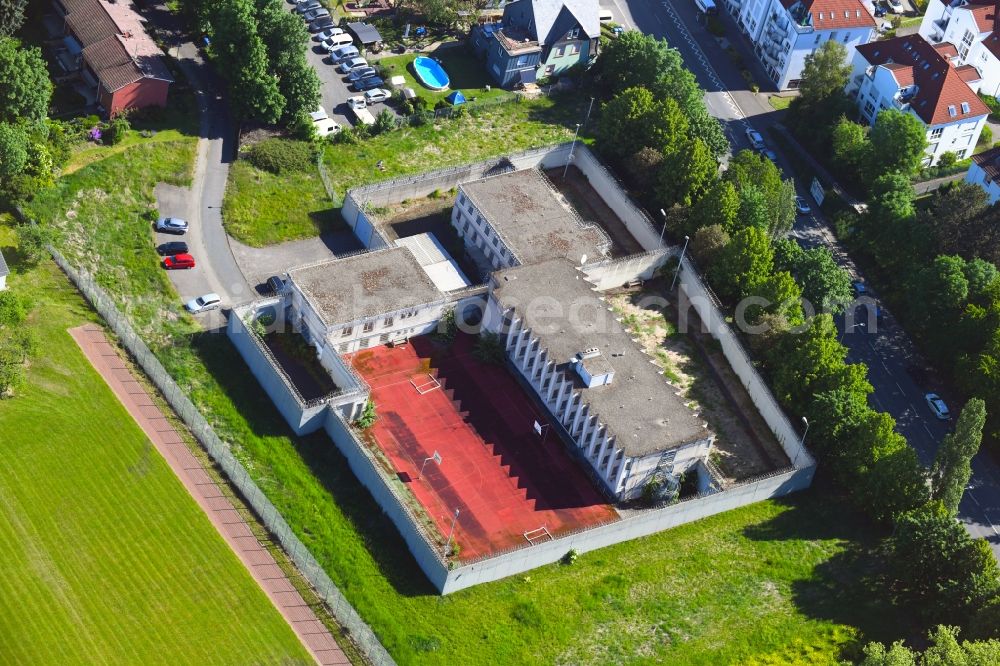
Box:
[2, 0, 1000, 661]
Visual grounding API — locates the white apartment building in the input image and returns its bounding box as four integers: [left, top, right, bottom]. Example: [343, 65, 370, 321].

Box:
[966, 144, 1000, 202]
[919, 0, 1000, 97]
[483, 258, 715, 501]
[848, 36, 989, 165]
[732, 0, 876, 89]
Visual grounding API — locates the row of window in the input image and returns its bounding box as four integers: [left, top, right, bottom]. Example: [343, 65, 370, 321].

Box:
[340, 309, 418, 337]
[551, 43, 580, 59]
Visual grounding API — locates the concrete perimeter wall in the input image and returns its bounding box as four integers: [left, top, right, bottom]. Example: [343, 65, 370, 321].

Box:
[581, 250, 671, 292]
[322, 409, 450, 590]
[441, 465, 813, 594]
[676, 258, 814, 468]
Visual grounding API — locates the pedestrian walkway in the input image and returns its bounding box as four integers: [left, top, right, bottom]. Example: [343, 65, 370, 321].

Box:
[69, 323, 349, 666]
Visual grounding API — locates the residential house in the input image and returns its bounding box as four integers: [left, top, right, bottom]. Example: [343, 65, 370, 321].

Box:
[53, 0, 172, 114]
[732, 0, 876, 89]
[966, 144, 1000, 202]
[470, 0, 600, 88]
[918, 0, 1000, 97]
[847, 36, 989, 166]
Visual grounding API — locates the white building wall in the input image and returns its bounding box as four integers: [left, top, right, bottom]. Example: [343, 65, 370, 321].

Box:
[452, 187, 519, 270]
[323, 301, 449, 354]
[779, 26, 873, 89]
[924, 114, 987, 163]
[920, 1, 1000, 96]
[966, 160, 1000, 204]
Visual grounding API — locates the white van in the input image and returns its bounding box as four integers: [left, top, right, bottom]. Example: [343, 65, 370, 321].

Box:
[599, 9, 614, 23]
[324, 33, 354, 50]
[694, 0, 717, 13]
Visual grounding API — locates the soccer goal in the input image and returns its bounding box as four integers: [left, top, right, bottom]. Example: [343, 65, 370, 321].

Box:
[410, 373, 441, 395]
[523, 526, 553, 545]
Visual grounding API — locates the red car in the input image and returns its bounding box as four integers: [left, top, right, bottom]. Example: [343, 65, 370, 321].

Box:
[163, 253, 195, 270]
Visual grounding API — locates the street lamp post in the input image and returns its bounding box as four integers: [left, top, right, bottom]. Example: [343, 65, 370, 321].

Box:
[583, 97, 595, 129]
[670, 235, 690, 292]
[445, 508, 460, 556]
[659, 208, 668, 247]
[562, 123, 582, 179]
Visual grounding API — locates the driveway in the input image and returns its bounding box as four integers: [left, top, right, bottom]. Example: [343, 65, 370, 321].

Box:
[230, 230, 363, 289]
[613, 0, 1000, 555]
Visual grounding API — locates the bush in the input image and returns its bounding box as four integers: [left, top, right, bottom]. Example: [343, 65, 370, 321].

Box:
[103, 113, 130, 146]
[980, 125, 993, 146]
[356, 399, 377, 429]
[245, 138, 315, 174]
[938, 151, 958, 168]
[373, 108, 396, 135]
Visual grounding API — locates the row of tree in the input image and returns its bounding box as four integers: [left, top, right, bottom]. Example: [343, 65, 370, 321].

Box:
[189, 0, 320, 129]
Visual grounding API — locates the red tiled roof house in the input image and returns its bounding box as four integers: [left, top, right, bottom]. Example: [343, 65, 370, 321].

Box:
[54, 0, 171, 115]
[918, 0, 1000, 98]
[847, 35, 989, 166]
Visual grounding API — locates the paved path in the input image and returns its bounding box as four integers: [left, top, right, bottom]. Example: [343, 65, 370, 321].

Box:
[614, 0, 1000, 556]
[69, 324, 349, 666]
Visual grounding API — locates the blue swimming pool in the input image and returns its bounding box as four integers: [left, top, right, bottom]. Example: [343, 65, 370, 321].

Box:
[412, 56, 450, 91]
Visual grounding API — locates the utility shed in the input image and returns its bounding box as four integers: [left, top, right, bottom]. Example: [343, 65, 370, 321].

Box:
[346, 22, 383, 49]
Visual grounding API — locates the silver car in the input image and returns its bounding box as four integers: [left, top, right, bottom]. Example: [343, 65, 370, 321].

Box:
[155, 217, 188, 234]
[185, 293, 222, 313]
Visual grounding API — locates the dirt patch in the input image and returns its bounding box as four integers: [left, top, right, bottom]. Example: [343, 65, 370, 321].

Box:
[608, 282, 787, 483]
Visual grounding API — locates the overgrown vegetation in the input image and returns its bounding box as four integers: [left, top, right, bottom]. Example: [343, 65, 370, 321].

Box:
[246, 138, 316, 174]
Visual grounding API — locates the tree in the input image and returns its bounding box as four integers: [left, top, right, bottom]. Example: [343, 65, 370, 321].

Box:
[868, 108, 928, 177]
[931, 398, 987, 515]
[736, 185, 770, 232]
[0, 0, 27, 37]
[596, 89, 688, 163]
[709, 225, 774, 303]
[910, 255, 970, 335]
[688, 180, 739, 233]
[655, 138, 716, 208]
[831, 117, 868, 176]
[861, 626, 1000, 665]
[0, 38, 52, 123]
[774, 240, 853, 313]
[724, 150, 796, 235]
[596, 31, 680, 98]
[14, 222, 51, 265]
[212, 0, 285, 123]
[859, 640, 916, 666]
[624, 147, 664, 192]
[798, 40, 852, 106]
[0, 121, 28, 178]
[256, 3, 319, 124]
[689, 224, 730, 265]
[888, 502, 1000, 625]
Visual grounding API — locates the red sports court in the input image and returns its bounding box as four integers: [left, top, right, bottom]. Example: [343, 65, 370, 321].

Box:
[347, 333, 619, 560]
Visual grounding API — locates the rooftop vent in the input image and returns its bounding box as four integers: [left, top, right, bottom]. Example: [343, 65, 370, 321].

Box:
[577, 347, 601, 360]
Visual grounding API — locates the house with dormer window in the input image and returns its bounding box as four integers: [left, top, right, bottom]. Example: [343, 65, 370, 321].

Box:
[918, 0, 1000, 98]
[470, 0, 599, 88]
[847, 35, 989, 166]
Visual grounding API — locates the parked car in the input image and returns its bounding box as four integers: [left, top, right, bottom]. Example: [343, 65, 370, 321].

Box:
[156, 241, 189, 256]
[329, 45, 359, 62]
[324, 33, 355, 49]
[925, 393, 951, 420]
[694, 0, 718, 14]
[759, 147, 778, 163]
[302, 8, 330, 22]
[745, 128, 765, 150]
[873, 1, 887, 16]
[315, 27, 345, 41]
[886, 0, 903, 13]
[364, 88, 391, 104]
[347, 95, 367, 110]
[795, 196, 811, 215]
[852, 280, 867, 296]
[155, 217, 188, 234]
[338, 57, 369, 74]
[354, 76, 385, 91]
[314, 118, 341, 137]
[266, 275, 285, 295]
[185, 293, 221, 313]
[309, 16, 335, 32]
[295, 0, 321, 13]
[347, 66, 377, 82]
[310, 106, 328, 122]
[163, 253, 195, 270]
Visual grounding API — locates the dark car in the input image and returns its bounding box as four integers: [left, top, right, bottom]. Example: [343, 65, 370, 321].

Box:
[354, 76, 385, 91]
[267, 275, 285, 295]
[347, 66, 377, 82]
[156, 241, 189, 256]
[874, 2, 886, 16]
[163, 253, 196, 270]
[309, 15, 335, 32]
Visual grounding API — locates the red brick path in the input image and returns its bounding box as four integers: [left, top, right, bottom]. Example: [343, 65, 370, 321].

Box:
[70, 324, 349, 666]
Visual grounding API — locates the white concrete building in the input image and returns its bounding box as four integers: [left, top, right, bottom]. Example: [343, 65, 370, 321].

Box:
[918, 0, 1000, 97]
[731, 0, 876, 89]
[966, 144, 1000, 202]
[483, 259, 714, 501]
[848, 36, 989, 165]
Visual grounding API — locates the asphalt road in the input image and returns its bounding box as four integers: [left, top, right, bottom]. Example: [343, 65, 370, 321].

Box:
[608, 0, 1000, 553]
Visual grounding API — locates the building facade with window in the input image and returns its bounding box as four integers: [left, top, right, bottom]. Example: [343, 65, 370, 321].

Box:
[966, 144, 1000, 202]
[731, 0, 875, 89]
[847, 36, 989, 166]
[918, 0, 1000, 98]
[469, 0, 600, 87]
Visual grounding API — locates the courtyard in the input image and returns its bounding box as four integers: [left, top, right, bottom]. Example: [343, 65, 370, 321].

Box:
[347, 333, 619, 560]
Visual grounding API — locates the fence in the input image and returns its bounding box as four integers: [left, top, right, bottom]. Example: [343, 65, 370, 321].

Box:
[49, 249, 396, 666]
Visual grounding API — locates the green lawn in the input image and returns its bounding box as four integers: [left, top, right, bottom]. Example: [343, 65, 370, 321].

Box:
[0, 227, 311, 664]
[222, 157, 340, 247]
[768, 95, 793, 111]
[24, 98, 910, 665]
[222, 93, 583, 246]
[376, 49, 512, 107]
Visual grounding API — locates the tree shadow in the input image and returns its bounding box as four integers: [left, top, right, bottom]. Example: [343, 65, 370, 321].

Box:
[743, 490, 918, 657]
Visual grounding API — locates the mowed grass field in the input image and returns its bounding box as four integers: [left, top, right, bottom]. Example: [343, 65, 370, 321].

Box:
[0, 228, 311, 663]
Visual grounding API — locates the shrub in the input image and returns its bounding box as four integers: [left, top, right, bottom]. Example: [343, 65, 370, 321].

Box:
[561, 549, 579, 565]
[937, 151, 958, 168]
[356, 399, 377, 429]
[103, 113, 130, 146]
[373, 108, 396, 135]
[246, 138, 315, 174]
[980, 125, 993, 146]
